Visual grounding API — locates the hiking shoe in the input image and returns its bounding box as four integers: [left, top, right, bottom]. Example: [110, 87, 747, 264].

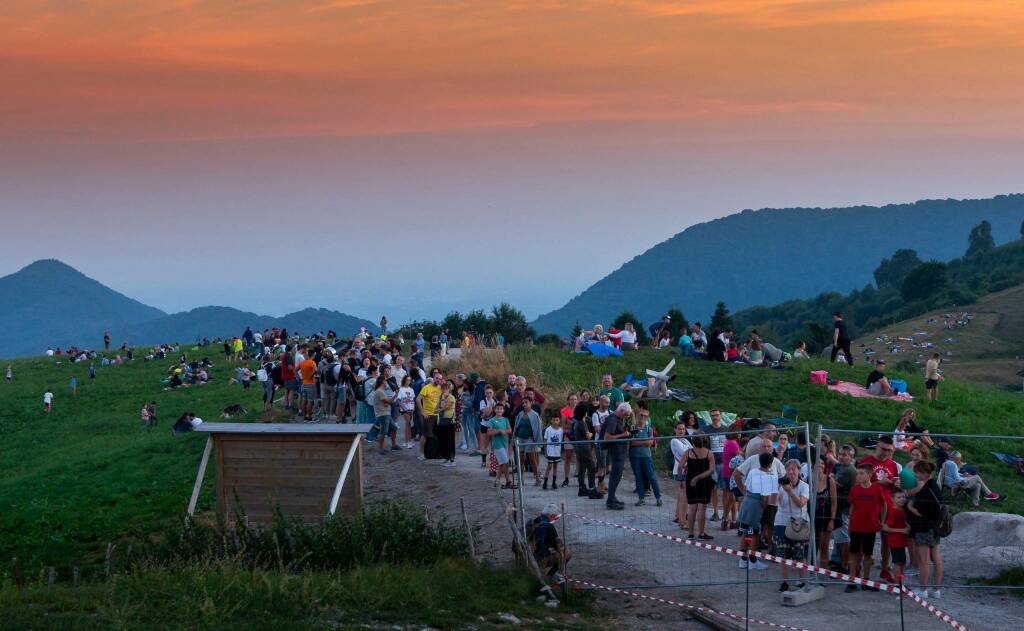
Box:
[588, 491, 605, 500]
[606, 502, 624, 511]
[656, 498, 663, 507]
[635, 498, 645, 507]
[778, 582, 790, 592]
[543, 480, 548, 490]
[562, 479, 569, 487]
[931, 589, 941, 599]
[984, 492, 1003, 501]
[845, 585, 859, 594]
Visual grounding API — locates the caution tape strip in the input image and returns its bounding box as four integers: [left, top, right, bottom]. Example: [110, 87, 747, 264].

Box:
[899, 587, 971, 631]
[569, 578, 811, 631]
[569, 513, 972, 631]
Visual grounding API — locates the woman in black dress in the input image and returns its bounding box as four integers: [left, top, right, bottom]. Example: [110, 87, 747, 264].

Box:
[685, 433, 716, 540]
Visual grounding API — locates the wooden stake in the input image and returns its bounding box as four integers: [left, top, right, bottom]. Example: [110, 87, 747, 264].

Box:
[104, 543, 115, 578]
[46, 567, 56, 589]
[460, 497, 477, 562]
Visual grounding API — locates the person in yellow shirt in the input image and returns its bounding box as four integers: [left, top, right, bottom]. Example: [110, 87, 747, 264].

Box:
[924, 353, 944, 401]
[231, 336, 244, 363]
[417, 371, 444, 460]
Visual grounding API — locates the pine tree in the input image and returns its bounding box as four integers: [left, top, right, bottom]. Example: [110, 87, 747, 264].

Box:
[710, 301, 732, 331]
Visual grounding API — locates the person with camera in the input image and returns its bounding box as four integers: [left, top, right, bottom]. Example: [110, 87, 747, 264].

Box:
[774, 460, 810, 592]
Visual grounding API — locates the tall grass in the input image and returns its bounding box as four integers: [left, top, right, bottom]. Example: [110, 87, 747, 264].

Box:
[137, 500, 471, 572]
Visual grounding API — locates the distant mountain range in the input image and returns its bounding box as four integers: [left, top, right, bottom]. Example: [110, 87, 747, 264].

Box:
[530, 195, 1024, 335]
[0, 260, 377, 358]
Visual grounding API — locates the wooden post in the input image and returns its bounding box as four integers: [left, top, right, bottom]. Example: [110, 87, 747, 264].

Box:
[104, 543, 115, 578]
[46, 567, 56, 589]
[460, 497, 477, 562]
[327, 438, 361, 516]
[187, 436, 214, 518]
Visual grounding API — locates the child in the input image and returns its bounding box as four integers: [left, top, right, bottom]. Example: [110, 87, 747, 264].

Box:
[140, 403, 151, 428]
[846, 464, 887, 592]
[543, 415, 564, 490]
[6, 365, 12, 383]
[736, 452, 777, 569]
[488, 402, 515, 489]
[883, 489, 911, 581]
[69, 375, 77, 397]
[43, 389, 54, 412]
[147, 401, 158, 428]
[721, 433, 743, 530]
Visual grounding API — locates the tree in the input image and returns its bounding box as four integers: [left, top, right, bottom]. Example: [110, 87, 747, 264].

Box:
[873, 248, 922, 288]
[900, 261, 948, 303]
[611, 310, 648, 344]
[665, 307, 689, 338]
[966, 220, 995, 257]
[710, 301, 732, 331]
[490, 303, 534, 343]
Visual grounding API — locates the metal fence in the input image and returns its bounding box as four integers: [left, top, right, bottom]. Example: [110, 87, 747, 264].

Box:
[504, 423, 1023, 631]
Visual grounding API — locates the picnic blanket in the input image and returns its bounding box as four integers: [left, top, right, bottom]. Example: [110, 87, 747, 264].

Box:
[991, 452, 1024, 477]
[585, 342, 623, 357]
[827, 380, 913, 402]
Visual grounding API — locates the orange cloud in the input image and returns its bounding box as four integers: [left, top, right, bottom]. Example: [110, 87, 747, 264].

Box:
[1, 1, 1022, 142]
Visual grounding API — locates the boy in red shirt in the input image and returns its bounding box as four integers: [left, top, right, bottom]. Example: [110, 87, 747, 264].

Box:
[845, 464, 887, 593]
[882, 489, 911, 581]
[859, 436, 899, 581]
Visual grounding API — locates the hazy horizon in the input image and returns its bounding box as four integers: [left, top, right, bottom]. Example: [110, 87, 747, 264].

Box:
[3, 1, 1024, 323]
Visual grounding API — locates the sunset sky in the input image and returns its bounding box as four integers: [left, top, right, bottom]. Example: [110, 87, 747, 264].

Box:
[3, 1, 1024, 321]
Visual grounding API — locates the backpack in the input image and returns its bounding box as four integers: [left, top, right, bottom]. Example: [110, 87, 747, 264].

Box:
[355, 380, 367, 402]
[323, 362, 338, 387]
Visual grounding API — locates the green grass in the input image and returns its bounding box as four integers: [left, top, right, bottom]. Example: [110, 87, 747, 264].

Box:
[503, 345, 1024, 512]
[0, 559, 595, 630]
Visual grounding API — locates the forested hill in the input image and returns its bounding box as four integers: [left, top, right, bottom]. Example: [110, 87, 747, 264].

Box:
[730, 228, 1024, 353]
[530, 195, 1024, 335]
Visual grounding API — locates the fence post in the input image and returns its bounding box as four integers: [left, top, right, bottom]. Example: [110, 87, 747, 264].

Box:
[514, 439, 527, 542]
[744, 535, 752, 631]
[805, 421, 816, 569]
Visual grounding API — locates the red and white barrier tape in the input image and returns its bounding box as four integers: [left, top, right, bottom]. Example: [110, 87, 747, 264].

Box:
[569, 578, 811, 631]
[569, 513, 900, 594]
[570, 513, 973, 630]
[899, 587, 971, 631]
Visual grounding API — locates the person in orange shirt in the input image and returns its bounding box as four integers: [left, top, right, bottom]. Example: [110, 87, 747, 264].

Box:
[298, 354, 318, 422]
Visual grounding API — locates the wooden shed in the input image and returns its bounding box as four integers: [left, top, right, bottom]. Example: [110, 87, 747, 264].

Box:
[187, 423, 372, 525]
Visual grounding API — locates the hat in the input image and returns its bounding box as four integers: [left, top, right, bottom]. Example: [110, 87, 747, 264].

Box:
[876, 359, 886, 365]
[468, 372, 480, 383]
[542, 503, 560, 517]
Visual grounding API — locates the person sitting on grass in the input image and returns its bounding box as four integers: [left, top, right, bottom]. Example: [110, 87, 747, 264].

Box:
[793, 341, 810, 359]
[941, 451, 1005, 506]
[866, 359, 894, 396]
[742, 339, 765, 366]
[894, 408, 933, 450]
[530, 504, 572, 584]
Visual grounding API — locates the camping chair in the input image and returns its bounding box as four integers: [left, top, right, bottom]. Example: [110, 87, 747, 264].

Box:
[768, 405, 799, 428]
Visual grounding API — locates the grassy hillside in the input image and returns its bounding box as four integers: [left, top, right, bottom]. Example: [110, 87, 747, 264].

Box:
[852, 284, 1024, 388]
[531, 194, 1024, 335]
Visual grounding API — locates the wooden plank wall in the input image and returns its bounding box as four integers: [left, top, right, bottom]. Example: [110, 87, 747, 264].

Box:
[213, 434, 362, 524]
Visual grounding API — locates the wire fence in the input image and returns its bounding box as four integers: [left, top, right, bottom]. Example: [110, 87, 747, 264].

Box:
[504, 422, 1023, 631]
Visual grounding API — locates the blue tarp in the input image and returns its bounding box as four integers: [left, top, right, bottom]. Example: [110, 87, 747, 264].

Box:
[586, 342, 623, 357]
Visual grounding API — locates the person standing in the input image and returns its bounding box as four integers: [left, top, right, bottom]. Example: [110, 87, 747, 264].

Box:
[628, 406, 662, 507]
[684, 434, 715, 539]
[436, 380, 458, 466]
[925, 353, 944, 401]
[908, 461, 944, 599]
[598, 373, 624, 408]
[69, 375, 77, 397]
[88, 363, 96, 380]
[43, 389, 54, 413]
[860, 435, 899, 582]
[6, 365, 12, 383]
[602, 403, 634, 510]
[416, 373, 443, 460]
[845, 464, 887, 592]
[573, 402, 601, 499]
[831, 311, 854, 365]
[103, 331, 111, 351]
[370, 369, 398, 455]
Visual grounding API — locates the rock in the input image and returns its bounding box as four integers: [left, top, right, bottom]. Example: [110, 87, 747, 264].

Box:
[943, 512, 1024, 578]
[497, 613, 522, 625]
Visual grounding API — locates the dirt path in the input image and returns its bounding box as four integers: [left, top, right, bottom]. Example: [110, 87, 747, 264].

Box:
[363, 444, 1023, 630]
